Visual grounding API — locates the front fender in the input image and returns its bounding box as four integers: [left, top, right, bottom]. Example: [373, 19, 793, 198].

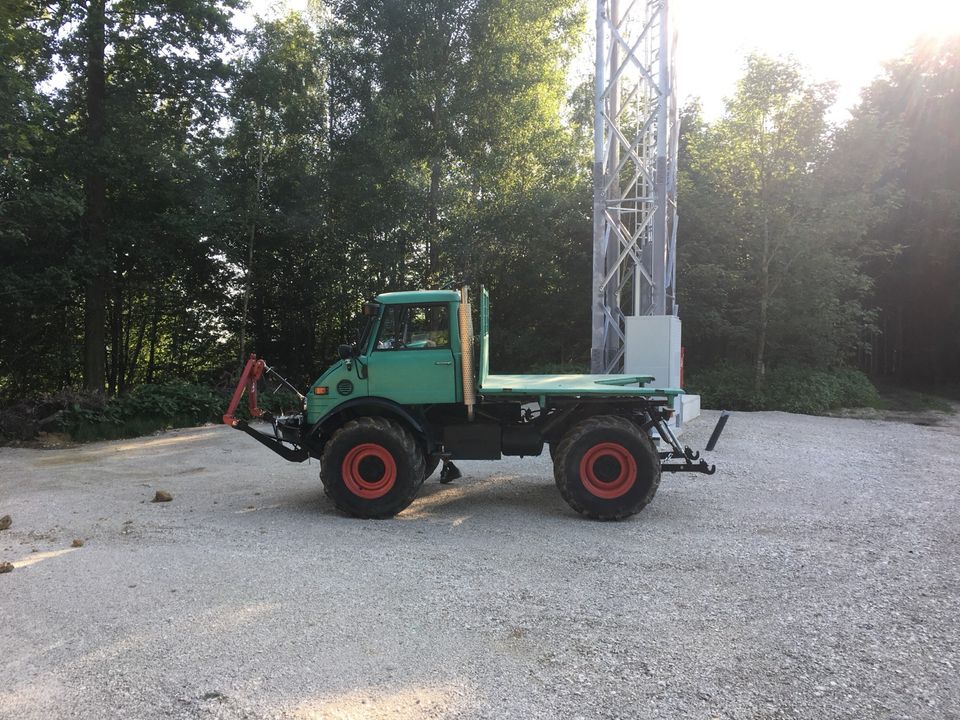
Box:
[304, 397, 432, 455]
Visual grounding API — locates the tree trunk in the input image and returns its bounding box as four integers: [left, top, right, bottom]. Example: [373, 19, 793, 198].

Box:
[427, 96, 442, 280]
[755, 294, 768, 392]
[145, 295, 160, 384]
[428, 161, 441, 277]
[125, 292, 149, 389]
[239, 114, 266, 367]
[83, 0, 108, 393]
[108, 279, 122, 394]
[238, 215, 256, 366]
[754, 201, 771, 393]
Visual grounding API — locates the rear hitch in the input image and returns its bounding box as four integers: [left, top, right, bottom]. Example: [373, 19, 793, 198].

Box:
[660, 455, 716, 475]
[650, 408, 720, 475]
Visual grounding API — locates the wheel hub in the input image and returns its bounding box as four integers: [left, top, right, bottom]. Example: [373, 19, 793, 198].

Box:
[579, 442, 637, 499]
[342, 443, 397, 499]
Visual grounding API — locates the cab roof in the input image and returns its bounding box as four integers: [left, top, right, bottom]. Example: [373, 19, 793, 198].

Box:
[375, 290, 460, 304]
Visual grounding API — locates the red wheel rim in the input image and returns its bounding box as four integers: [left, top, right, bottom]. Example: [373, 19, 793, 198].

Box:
[341, 443, 397, 499]
[579, 442, 637, 499]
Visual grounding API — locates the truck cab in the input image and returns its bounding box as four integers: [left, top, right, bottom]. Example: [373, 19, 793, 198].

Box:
[306, 290, 463, 424]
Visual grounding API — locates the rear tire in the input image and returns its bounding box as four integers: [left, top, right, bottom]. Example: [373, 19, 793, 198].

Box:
[553, 415, 660, 520]
[320, 417, 426, 518]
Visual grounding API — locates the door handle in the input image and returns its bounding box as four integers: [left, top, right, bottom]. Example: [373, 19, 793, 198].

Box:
[434, 361, 453, 366]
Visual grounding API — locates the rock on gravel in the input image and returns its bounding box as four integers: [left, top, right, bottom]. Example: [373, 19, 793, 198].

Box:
[0, 514, 11, 530]
[151, 490, 172, 503]
[0, 561, 12, 573]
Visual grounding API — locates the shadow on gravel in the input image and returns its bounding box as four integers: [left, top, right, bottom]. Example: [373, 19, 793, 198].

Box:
[269, 473, 682, 526]
[275, 476, 570, 523]
[406, 477, 567, 521]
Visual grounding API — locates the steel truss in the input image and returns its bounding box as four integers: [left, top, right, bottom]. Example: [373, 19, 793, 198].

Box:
[590, 0, 679, 373]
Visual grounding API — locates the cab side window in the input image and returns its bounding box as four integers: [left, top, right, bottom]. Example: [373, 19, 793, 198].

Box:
[376, 304, 450, 350]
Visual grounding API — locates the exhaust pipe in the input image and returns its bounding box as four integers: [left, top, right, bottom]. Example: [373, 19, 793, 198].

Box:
[458, 287, 476, 421]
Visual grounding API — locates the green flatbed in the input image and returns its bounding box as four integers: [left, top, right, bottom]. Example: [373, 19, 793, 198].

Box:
[477, 288, 682, 400]
[480, 373, 681, 399]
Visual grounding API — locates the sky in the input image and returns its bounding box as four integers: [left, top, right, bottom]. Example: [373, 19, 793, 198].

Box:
[243, 0, 960, 121]
[673, 0, 960, 119]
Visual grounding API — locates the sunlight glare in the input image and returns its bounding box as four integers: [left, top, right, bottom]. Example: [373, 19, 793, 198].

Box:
[675, 0, 960, 118]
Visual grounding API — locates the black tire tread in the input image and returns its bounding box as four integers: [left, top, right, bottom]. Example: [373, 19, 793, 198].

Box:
[553, 415, 660, 521]
[320, 416, 426, 518]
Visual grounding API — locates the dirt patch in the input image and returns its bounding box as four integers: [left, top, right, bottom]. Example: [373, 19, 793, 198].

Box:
[829, 398, 959, 431]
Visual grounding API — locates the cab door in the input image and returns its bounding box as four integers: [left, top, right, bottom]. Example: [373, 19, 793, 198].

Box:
[366, 303, 458, 405]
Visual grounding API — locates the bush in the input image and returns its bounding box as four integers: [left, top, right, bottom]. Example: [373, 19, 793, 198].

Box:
[686, 364, 881, 415]
[61, 382, 226, 442]
[684, 364, 763, 411]
[53, 381, 305, 442]
[828, 368, 883, 408]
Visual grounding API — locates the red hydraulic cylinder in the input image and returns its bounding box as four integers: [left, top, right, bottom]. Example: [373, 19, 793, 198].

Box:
[223, 353, 267, 426]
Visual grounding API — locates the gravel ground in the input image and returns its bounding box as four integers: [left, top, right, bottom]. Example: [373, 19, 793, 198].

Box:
[1, 409, 959, 720]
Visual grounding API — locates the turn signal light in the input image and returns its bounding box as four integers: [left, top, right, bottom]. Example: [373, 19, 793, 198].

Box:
[314, 386, 328, 395]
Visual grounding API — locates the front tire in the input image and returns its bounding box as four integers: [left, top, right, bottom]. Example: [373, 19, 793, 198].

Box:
[320, 417, 426, 518]
[553, 416, 660, 520]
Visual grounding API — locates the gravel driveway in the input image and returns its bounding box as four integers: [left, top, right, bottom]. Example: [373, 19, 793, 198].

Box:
[1, 409, 958, 719]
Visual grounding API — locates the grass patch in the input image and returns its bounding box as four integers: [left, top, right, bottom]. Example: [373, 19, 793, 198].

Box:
[873, 385, 957, 414]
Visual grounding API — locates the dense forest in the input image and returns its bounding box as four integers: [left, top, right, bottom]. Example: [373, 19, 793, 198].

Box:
[1, 2, 958, 427]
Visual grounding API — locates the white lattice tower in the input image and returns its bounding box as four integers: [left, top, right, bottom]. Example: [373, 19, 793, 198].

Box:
[590, 0, 679, 373]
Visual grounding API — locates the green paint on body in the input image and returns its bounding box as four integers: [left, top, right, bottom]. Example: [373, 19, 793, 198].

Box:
[305, 286, 680, 426]
[376, 290, 460, 305]
[367, 347, 458, 404]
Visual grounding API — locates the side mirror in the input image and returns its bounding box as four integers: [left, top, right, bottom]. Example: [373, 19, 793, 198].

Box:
[338, 343, 354, 360]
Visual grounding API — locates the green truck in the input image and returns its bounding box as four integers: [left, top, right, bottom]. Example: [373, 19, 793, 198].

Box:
[224, 287, 720, 520]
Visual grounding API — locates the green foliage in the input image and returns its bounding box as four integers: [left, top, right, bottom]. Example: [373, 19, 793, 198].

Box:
[523, 361, 590, 375]
[56, 379, 305, 441]
[687, 364, 881, 415]
[678, 56, 892, 389]
[61, 383, 225, 441]
[853, 36, 960, 384]
[1, 2, 958, 429]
